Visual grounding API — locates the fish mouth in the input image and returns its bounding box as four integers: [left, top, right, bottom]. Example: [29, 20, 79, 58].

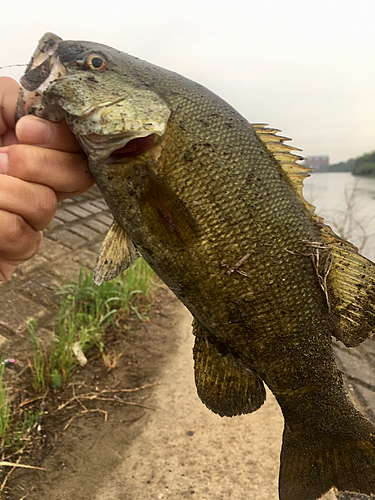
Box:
[17, 33, 171, 162]
[79, 132, 157, 162]
[20, 33, 62, 92]
[16, 33, 65, 121]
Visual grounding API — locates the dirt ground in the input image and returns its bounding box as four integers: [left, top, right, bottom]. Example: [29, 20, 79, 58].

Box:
[6, 289, 287, 500]
[2, 188, 374, 500]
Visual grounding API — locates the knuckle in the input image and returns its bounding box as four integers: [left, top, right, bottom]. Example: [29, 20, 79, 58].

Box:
[35, 186, 57, 222]
[1, 212, 40, 256]
[6, 212, 29, 245]
[7, 213, 35, 249]
[7, 143, 24, 169]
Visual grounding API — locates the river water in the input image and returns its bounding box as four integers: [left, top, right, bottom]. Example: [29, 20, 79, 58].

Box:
[303, 172, 375, 262]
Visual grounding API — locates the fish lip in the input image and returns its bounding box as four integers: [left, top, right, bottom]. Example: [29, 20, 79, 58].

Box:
[16, 33, 66, 121]
[18, 58, 67, 118]
[21, 32, 62, 90]
[78, 131, 157, 162]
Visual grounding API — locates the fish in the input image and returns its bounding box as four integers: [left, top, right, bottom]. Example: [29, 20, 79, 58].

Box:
[17, 33, 375, 500]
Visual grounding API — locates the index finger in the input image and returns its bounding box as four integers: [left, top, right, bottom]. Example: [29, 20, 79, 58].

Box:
[0, 77, 19, 144]
[16, 115, 82, 153]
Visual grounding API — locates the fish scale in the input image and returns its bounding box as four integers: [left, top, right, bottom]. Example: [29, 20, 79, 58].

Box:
[17, 33, 375, 500]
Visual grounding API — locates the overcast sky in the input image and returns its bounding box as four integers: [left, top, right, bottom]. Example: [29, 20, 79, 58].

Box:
[0, 0, 373, 164]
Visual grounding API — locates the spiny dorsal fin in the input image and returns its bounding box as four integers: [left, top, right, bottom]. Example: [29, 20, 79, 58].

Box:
[252, 124, 322, 222]
[93, 220, 139, 285]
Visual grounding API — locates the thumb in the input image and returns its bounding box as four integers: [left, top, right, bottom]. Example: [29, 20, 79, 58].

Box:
[16, 115, 82, 153]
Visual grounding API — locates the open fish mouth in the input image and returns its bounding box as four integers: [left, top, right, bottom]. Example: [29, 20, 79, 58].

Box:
[80, 132, 157, 161]
[17, 33, 171, 162]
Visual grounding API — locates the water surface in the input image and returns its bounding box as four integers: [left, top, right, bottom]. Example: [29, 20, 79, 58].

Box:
[303, 172, 375, 262]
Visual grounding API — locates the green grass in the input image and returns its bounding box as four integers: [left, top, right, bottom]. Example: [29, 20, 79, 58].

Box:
[29, 258, 155, 390]
[0, 355, 44, 457]
[0, 359, 11, 439]
[0, 259, 156, 469]
[27, 321, 46, 393]
[12, 410, 44, 448]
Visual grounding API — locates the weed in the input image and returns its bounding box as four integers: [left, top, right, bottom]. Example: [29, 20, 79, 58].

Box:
[0, 259, 156, 489]
[0, 359, 10, 438]
[27, 259, 155, 391]
[49, 304, 78, 388]
[13, 410, 43, 446]
[27, 320, 46, 394]
[102, 349, 124, 372]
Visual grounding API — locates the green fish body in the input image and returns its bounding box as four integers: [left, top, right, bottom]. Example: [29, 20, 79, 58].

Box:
[17, 34, 375, 500]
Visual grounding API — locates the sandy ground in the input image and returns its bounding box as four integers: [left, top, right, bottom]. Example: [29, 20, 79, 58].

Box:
[93, 300, 284, 500]
[9, 294, 365, 500]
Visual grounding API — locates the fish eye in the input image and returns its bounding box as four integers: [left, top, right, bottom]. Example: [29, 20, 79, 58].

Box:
[85, 54, 108, 71]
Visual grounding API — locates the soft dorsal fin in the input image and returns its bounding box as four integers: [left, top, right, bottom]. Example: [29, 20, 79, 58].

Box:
[93, 220, 139, 285]
[319, 225, 375, 347]
[252, 124, 322, 222]
[252, 124, 375, 347]
[192, 321, 266, 417]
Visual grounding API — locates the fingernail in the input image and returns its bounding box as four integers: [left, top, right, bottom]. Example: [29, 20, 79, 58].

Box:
[16, 116, 53, 145]
[0, 153, 8, 174]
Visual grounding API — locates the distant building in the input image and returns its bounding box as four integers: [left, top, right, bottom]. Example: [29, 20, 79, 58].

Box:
[304, 156, 330, 171]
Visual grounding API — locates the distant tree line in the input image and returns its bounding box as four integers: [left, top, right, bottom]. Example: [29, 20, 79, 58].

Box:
[352, 151, 375, 176]
[326, 150, 375, 175]
[324, 158, 356, 172]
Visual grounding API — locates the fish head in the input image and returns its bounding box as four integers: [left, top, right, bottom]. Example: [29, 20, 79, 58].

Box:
[17, 33, 171, 163]
[17, 34, 201, 270]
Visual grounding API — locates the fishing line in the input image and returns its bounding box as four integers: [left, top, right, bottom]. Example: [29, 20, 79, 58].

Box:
[0, 64, 27, 70]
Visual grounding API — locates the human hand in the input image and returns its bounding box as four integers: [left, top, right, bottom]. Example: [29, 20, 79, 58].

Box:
[0, 76, 94, 281]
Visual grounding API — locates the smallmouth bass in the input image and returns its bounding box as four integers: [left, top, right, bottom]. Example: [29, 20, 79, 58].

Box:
[17, 33, 375, 500]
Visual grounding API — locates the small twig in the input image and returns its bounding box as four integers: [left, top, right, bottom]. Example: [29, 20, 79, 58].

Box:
[87, 397, 155, 411]
[72, 385, 88, 412]
[284, 248, 310, 257]
[97, 382, 160, 394]
[57, 383, 160, 412]
[0, 462, 45, 470]
[226, 252, 253, 275]
[56, 396, 77, 412]
[19, 395, 45, 408]
[63, 409, 108, 431]
[309, 245, 333, 312]
[301, 240, 330, 249]
[15, 365, 30, 379]
[0, 457, 45, 493]
[236, 270, 252, 278]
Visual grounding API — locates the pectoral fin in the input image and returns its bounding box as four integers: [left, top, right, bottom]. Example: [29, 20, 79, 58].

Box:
[93, 220, 139, 285]
[139, 168, 201, 248]
[192, 321, 266, 417]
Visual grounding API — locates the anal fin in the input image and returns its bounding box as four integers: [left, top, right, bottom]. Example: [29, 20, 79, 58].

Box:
[93, 220, 139, 285]
[192, 321, 266, 417]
